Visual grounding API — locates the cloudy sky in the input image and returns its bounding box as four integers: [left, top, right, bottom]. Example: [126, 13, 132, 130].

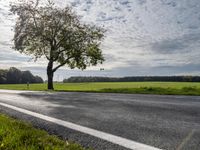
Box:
[0, 0, 200, 80]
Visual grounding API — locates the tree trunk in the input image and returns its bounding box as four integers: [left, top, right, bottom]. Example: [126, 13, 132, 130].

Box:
[47, 61, 54, 90]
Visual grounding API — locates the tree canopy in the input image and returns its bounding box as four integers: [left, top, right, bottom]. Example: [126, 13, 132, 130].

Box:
[10, 0, 105, 89]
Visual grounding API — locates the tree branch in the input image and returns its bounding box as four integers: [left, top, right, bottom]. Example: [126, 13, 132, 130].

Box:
[52, 57, 72, 72]
[41, 48, 50, 60]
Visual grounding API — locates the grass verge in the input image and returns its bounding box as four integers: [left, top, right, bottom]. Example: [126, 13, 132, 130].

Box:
[0, 114, 87, 150]
[0, 82, 200, 95]
[100, 86, 200, 96]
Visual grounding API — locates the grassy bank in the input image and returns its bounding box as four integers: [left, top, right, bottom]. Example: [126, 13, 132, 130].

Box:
[0, 82, 200, 95]
[0, 114, 86, 150]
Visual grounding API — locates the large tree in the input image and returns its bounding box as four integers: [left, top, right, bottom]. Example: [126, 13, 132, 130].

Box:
[10, 0, 105, 89]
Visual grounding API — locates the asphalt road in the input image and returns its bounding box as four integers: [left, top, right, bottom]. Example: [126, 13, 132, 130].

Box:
[0, 90, 199, 150]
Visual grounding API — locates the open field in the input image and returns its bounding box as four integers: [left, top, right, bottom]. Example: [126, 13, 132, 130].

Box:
[0, 82, 200, 95]
[0, 113, 86, 150]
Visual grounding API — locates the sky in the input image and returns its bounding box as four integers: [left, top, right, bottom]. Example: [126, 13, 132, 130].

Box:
[0, 0, 200, 80]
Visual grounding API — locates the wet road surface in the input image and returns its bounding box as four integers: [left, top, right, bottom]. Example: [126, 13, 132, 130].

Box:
[0, 90, 200, 150]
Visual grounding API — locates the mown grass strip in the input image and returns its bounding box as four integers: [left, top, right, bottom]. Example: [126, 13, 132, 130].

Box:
[0, 82, 200, 95]
[0, 114, 87, 150]
[100, 86, 200, 96]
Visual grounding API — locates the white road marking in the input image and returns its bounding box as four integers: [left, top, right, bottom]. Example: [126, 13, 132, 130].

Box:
[176, 129, 195, 150]
[0, 102, 161, 150]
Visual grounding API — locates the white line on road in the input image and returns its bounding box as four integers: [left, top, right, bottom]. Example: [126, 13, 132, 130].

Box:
[0, 102, 161, 150]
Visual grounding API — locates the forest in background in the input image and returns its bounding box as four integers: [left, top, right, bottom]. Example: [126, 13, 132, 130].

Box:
[0, 67, 43, 84]
[63, 76, 200, 83]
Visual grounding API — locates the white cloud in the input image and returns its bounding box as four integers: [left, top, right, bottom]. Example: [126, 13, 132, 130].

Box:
[0, 0, 200, 79]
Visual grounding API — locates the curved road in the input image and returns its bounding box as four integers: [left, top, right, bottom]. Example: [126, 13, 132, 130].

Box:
[0, 90, 199, 150]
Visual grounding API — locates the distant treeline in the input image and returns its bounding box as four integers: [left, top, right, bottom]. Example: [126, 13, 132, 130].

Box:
[0, 67, 43, 84]
[63, 76, 200, 83]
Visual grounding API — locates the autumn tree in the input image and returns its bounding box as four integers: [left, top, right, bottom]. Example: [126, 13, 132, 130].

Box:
[10, 0, 105, 89]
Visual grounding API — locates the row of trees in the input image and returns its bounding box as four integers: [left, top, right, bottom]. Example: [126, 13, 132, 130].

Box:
[0, 67, 43, 84]
[63, 76, 200, 83]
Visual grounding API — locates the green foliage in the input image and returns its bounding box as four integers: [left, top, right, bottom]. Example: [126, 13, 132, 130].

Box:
[63, 76, 200, 83]
[0, 70, 7, 84]
[10, 0, 105, 89]
[0, 114, 86, 150]
[10, 0, 105, 71]
[0, 67, 43, 84]
[7, 67, 22, 84]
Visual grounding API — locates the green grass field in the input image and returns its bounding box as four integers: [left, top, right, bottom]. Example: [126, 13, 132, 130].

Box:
[0, 114, 86, 150]
[0, 82, 200, 95]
